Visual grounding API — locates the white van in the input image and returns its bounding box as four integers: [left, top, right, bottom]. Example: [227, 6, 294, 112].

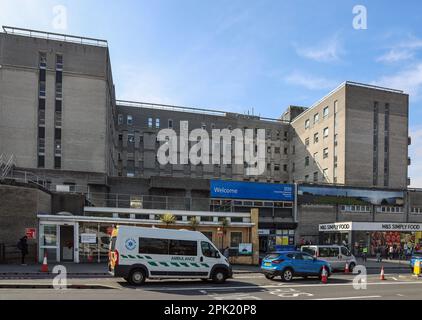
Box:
[109, 226, 232, 285]
[301, 245, 357, 271]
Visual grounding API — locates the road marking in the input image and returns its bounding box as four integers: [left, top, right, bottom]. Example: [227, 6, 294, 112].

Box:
[313, 295, 381, 300]
[392, 277, 398, 281]
[141, 280, 422, 292]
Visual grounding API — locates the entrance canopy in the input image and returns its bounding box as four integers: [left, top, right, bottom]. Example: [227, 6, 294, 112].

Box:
[319, 222, 422, 233]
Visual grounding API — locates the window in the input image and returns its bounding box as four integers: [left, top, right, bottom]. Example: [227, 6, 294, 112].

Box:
[292, 145, 295, 154]
[38, 155, 45, 168]
[305, 119, 310, 129]
[156, 118, 160, 128]
[313, 152, 318, 162]
[56, 54, 63, 70]
[313, 171, 318, 182]
[304, 175, 309, 182]
[323, 148, 329, 159]
[54, 156, 61, 169]
[323, 106, 329, 118]
[305, 137, 309, 147]
[341, 247, 351, 256]
[148, 118, 153, 128]
[118, 114, 123, 125]
[169, 240, 197, 256]
[314, 132, 319, 143]
[323, 127, 329, 138]
[39, 52, 47, 68]
[201, 241, 219, 258]
[283, 147, 287, 155]
[274, 147, 280, 154]
[292, 162, 295, 172]
[274, 164, 280, 171]
[127, 115, 133, 125]
[39, 69, 46, 82]
[283, 164, 287, 172]
[313, 113, 319, 124]
[39, 81, 46, 97]
[128, 134, 135, 144]
[55, 82, 62, 99]
[230, 232, 243, 248]
[168, 119, 173, 128]
[334, 100, 338, 114]
[139, 237, 168, 255]
[305, 156, 310, 166]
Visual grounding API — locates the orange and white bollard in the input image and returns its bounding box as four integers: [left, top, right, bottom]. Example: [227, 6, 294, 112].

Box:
[344, 262, 350, 274]
[321, 266, 328, 284]
[380, 266, 385, 280]
[40, 252, 49, 273]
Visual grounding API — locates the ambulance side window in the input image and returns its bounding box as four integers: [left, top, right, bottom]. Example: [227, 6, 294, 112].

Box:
[201, 241, 218, 258]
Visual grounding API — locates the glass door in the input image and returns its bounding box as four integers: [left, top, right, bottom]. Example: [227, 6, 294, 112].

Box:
[39, 224, 59, 263]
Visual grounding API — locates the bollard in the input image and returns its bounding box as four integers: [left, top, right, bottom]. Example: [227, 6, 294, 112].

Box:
[414, 260, 421, 277]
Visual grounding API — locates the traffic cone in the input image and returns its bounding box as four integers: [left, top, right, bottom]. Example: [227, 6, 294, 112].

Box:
[321, 266, 328, 284]
[40, 252, 48, 272]
[380, 266, 385, 280]
[344, 262, 350, 274]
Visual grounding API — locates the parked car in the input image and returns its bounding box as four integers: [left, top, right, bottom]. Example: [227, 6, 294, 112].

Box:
[410, 250, 422, 272]
[301, 245, 357, 272]
[261, 251, 331, 282]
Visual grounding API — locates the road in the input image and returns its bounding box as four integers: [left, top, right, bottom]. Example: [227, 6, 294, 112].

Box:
[1, 271, 421, 300]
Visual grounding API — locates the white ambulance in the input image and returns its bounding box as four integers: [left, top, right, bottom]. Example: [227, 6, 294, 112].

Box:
[109, 225, 232, 285]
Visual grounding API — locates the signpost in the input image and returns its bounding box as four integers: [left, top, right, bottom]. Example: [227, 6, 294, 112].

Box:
[25, 228, 36, 240]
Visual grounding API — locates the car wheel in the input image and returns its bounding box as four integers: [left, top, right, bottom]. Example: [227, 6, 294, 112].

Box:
[212, 269, 227, 284]
[265, 274, 275, 280]
[349, 262, 356, 272]
[128, 269, 146, 286]
[281, 268, 293, 282]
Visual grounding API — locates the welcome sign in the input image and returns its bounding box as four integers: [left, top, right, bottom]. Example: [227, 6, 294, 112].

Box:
[210, 180, 294, 201]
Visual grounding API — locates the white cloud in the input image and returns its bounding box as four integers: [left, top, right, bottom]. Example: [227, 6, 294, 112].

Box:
[376, 49, 414, 63]
[296, 36, 343, 62]
[372, 63, 422, 98]
[284, 71, 337, 90]
[376, 36, 422, 64]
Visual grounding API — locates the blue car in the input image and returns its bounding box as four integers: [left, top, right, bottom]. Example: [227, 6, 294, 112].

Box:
[410, 251, 422, 271]
[261, 251, 332, 282]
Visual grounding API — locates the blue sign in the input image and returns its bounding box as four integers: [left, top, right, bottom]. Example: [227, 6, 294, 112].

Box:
[210, 180, 294, 201]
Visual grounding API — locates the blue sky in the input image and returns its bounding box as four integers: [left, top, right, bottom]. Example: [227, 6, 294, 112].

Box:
[1, 0, 422, 185]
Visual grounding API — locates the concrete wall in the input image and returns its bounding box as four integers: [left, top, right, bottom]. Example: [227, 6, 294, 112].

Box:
[0, 184, 51, 263]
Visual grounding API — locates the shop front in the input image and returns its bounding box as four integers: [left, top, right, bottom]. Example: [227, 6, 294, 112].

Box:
[319, 222, 422, 256]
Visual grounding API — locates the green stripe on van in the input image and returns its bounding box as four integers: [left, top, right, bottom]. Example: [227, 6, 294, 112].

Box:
[201, 263, 209, 267]
[121, 255, 128, 259]
[190, 263, 200, 267]
[136, 255, 144, 259]
[180, 262, 189, 267]
[148, 261, 158, 267]
[159, 262, 169, 267]
[128, 255, 136, 259]
[170, 262, 180, 267]
[145, 256, 153, 260]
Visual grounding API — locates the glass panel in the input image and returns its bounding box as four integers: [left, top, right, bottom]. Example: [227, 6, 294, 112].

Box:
[41, 225, 57, 246]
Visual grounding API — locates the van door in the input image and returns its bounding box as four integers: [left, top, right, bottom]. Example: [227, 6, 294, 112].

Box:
[198, 241, 221, 277]
[329, 247, 341, 269]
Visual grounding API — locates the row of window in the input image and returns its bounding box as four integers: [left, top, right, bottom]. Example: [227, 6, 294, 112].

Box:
[304, 106, 330, 129]
[303, 169, 329, 183]
[304, 127, 329, 146]
[411, 207, 422, 214]
[340, 205, 371, 213]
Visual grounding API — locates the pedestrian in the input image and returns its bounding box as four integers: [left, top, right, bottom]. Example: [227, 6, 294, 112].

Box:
[17, 236, 29, 265]
[223, 246, 230, 259]
[362, 246, 368, 262]
[376, 246, 382, 263]
[388, 245, 394, 260]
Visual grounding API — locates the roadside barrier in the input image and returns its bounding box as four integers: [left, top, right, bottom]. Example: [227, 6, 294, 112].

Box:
[344, 262, 350, 274]
[380, 266, 385, 280]
[40, 253, 48, 272]
[414, 260, 421, 277]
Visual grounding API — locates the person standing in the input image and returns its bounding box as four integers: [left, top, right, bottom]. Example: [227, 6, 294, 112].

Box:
[362, 246, 368, 262]
[223, 246, 230, 260]
[17, 236, 29, 265]
[388, 245, 394, 260]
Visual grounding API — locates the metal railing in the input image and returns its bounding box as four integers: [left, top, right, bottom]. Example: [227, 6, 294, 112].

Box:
[0, 153, 15, 178]
[2, 26, 108, 47]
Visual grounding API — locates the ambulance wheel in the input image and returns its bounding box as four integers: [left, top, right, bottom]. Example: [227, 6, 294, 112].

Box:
[128, 269, 146, 286]
[212, 269, 227, 284]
